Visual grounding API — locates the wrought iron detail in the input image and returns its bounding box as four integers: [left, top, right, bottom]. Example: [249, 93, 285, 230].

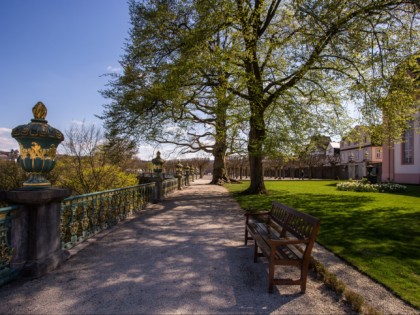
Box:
[0, 206, 17, 271]
[61, 183, 155, 249]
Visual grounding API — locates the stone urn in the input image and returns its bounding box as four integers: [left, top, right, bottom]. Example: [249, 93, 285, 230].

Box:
[151, 151, 165, 176]
[11, 102, 64, 187]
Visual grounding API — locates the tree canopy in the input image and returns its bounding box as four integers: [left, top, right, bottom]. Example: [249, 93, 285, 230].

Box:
[101, 0, 249, 184]
[102, 0, 420, 194]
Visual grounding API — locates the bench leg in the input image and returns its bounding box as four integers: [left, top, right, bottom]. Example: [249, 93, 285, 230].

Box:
[300, 262, 309, 293]
[268, 254, 275, 293]
[245, 228, 249, 246]
[253, 243, 259, 263]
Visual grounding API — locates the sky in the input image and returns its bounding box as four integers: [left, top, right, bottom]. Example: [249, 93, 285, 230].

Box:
[0, 1, 160, 160]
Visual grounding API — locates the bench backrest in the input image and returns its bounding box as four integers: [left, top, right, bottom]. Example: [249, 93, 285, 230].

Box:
[270, 202, 320, 254]
[270, 202, 294, 237]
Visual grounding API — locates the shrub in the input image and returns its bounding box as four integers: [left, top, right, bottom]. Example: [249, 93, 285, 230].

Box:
[0, 160, 27, 191]
[344, 289, 365, 313]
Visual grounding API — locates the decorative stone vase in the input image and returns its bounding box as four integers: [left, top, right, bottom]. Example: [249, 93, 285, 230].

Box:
[151, 151, 165, 176]
[11, 102, 64, 187]
[175, 161, 183, 178]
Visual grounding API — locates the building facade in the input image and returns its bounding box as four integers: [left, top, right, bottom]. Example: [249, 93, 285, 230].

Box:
[340, 126, 382, 180]
[382, 112, 420, 184]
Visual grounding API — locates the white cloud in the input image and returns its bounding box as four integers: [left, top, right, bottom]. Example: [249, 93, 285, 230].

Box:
[136, 144, 156, 161]
[0, 128, 18, 151]
[70, 120, 85, 126]
[107, 65, 123, 74]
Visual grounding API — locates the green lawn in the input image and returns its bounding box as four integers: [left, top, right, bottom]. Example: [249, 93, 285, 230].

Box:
[226, 180, 420, 309]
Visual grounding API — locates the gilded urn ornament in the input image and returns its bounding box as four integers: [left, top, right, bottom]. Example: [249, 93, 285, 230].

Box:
[151, 151, 165, 175]
[11, 102, 64, 187]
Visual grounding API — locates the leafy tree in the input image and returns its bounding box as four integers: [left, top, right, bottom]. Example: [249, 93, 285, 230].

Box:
[227, 0, 419, 193]
[103, 0, 419, 194]
[0, 160, 27, 191]
[103, 135, 138, 170]
[376, 51, 420, 144]
[52, 123, 137, 195]
[100, 0, 247, 184]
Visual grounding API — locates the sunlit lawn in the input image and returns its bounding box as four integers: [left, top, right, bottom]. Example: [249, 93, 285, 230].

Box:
[226, 180, 420, 308]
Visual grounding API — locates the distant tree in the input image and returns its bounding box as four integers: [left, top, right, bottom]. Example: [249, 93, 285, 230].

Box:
[188, 157, 211, 178]
[0, 160, 27, 191]
[102, 136, 138, 170]
[52, 123, 137, 195]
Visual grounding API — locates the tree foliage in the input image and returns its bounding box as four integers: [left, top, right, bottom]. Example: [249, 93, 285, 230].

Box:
[376, 51, 420, 144]
[102, 0, 419, 194]
[0, 160, 27, 191]
[226, 0, 419, 193]
[101, 0, 248, 184]
[52, 123, 138, 195]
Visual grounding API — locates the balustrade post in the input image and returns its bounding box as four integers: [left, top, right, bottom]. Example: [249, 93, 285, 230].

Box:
[9, 205, 28, 271]
[176, 162, 183, 190]
[150, 151, 165, 202]
[152, 177, 163, 202]
[4, 188, 71, 278]
[5, 102, 71, 278]
[185, 164, 191, 186]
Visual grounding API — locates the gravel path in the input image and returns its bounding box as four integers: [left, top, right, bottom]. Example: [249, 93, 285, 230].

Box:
[0, 178, 417, 314]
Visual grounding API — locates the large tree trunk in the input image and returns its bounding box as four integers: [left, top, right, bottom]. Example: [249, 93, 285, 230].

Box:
[210, 99, 229, 185]
[244, 105, 267, 194]
[246, 153, 266, 194]
[210, 147, 228, 184]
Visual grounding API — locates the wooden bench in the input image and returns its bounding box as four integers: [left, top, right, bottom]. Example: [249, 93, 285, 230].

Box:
[244, 201, 320, 293]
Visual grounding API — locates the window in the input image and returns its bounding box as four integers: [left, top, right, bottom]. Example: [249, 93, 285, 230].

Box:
[375, 148, 382, 159]
[402, 123, 414, 164]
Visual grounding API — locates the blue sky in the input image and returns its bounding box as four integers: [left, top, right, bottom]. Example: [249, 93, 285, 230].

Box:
[0, 1, 136, 153]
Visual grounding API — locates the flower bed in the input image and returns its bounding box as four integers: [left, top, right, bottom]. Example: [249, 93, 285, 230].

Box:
[337, 179, 407, 193]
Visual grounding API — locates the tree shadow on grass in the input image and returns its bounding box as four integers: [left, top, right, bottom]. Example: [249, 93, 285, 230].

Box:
[324, 182, 341, 187]
[231, 190, 419, 278]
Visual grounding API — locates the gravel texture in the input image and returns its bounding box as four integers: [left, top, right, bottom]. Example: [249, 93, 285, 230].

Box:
[0, 177, 417, 314]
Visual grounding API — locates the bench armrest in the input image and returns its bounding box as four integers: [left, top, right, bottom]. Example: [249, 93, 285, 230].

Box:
[245, 211, 271, 224]
[244, 211, 271, 217]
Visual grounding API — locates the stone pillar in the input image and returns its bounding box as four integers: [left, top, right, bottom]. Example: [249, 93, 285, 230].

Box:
[348, 163, 356, 179]
[362, 161, 368, 178]
[152, 177, 163, 202]
[5, 188, 71, 278]
[177, 176, 182, 190]
[9, 205, 28, 270]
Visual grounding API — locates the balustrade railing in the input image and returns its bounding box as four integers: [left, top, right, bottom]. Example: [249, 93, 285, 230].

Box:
[61, 183, 155, 249]
[162, 178, 178, 197]
[0, 205, 18, 285]
[0, 178, 181, 285]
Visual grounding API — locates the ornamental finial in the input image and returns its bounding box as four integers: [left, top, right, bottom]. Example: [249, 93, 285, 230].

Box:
[32, 101, 47, 120]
